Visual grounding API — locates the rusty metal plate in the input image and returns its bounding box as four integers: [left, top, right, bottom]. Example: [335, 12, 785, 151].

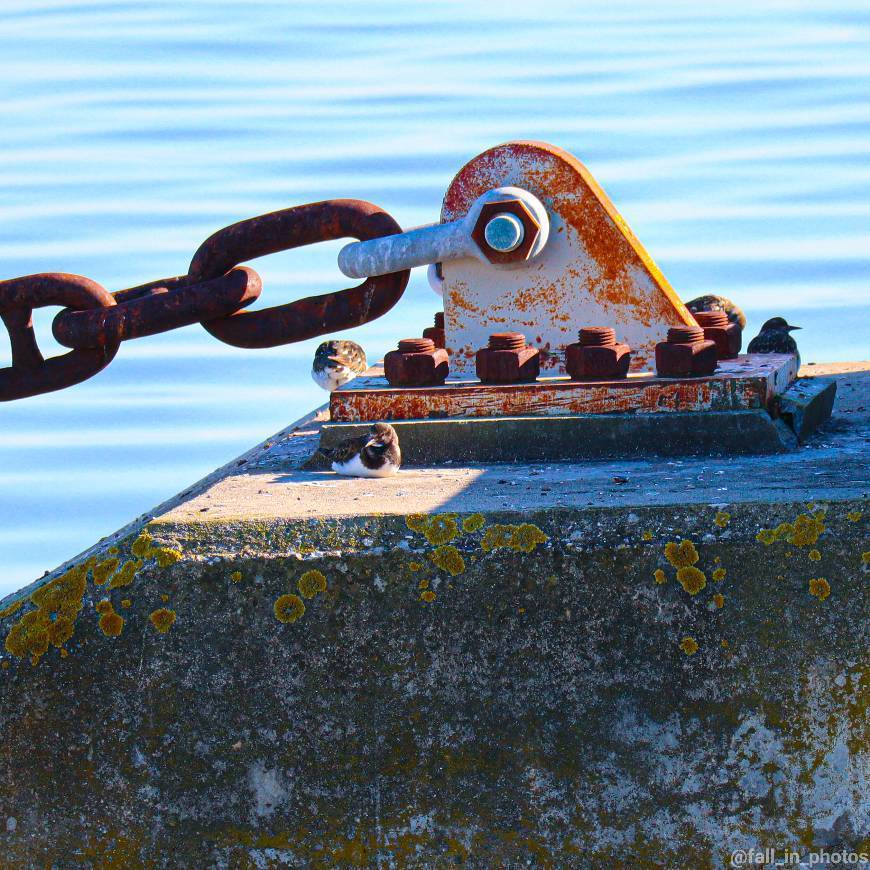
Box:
[329, 355, 797, 423]
[440, 141, 696, 376]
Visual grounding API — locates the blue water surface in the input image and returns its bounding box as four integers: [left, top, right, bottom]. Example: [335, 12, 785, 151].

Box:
[1, 0, 869, 593]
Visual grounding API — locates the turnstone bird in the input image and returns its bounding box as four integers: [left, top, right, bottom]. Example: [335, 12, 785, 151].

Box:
[747, 317, 802, 368]
[685, 294, 747, 329]
[325, 423, 401, 478]
[311, 340, 367, 391]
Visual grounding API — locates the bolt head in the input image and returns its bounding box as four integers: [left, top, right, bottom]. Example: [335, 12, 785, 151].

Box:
[484, 213, 525, 252]
[471, 199, 541, 265]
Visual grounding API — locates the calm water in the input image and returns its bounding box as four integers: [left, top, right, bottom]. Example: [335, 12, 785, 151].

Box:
[1, 0, 869, 594]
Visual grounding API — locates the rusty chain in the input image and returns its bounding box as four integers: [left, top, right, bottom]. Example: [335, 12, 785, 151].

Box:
[0, 200, 410, 401]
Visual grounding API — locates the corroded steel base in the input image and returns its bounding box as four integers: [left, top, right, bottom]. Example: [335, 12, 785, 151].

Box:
[330, 354, 797, 423]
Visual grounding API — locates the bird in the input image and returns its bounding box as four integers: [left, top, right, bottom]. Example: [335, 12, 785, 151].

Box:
[684, 294, 747, 330]
[323, 422, 401, 478]
[311, 340, 368, 391]
[747, 317, 802, 368]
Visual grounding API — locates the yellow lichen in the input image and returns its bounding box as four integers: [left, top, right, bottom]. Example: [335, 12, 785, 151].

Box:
[712, 567, 726, 582]
[462, 513, 486, 533]
[712, 593, 725, 609]
[756, 528, 777, 545]
[481, 524, 514, 553]
[408, 562, 422, 572]
[808, 549, 821, 562]
[511, 523, 548, 553]
[107, 559, 142, 590]
[107, 546, 119, 555]
[405, 514, 427, 533]
[714, 511, 730, 528]
[92, 557, 120, 585]
[230, 571, 242, 583]
[1, 660, 8, 669]
[429, 546, 465, 576]
[160, 594, 169, 602]
[420, 590, 436, 603]
[863, 551, 870, 565]
[846, 510, 861, 522]
[789, 513, 825, 546]
[130, 532, 153, 558]
[298, 570, 327, 599]
[653, 569, 667, 585]
[149, 608, 176, 633]
[155, 547, 182, 568]
[481, 523, 548, 554]
[664, 540, 699, 568]
[642, 531, 653, 541]
[273, 594, 305, 624]
[98, 605, 124, 638]
[0, 599, 24, 619]
[95, 599, 113, 614]
[676, 566, 706, 595]
[120, 599, 132, 608]
[680, 637, 699, 656]
[5, 560, 92, 662]
[5, 611, 49, 662]
[47, 616, 74, 647]
[425, 516, 459, 545]
[808, 578, 830, 601]
[418, 579, 429, 590]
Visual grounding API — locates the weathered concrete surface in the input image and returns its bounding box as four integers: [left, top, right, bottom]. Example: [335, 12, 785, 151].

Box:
[0, 363, 867, 867]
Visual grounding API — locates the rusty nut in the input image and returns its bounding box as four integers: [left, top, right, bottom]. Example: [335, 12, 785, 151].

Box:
[470, 199, 541, 265]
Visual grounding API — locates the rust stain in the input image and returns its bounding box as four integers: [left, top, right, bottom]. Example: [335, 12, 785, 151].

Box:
[330, 355, 793, 422]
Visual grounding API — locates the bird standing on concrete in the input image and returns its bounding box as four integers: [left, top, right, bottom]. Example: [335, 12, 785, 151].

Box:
[311, 340, 368, 391]
[747, 317, 802, 368]
[684, 294, 747, 330]
[325, 423, 401, 478]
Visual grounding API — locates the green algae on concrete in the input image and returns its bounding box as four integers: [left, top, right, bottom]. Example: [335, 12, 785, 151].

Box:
[0, 363, 867, 866]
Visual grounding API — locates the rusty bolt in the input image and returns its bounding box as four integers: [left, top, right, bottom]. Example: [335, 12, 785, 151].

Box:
[565, 326, 632, 380]
[471, 200, 541, 265]
[693, 310, 742, 359]
[384, 337, 449, 387]
[655, 325, 718, 377]
[475, 331, 540, 383]
[422, 311, 446, 349]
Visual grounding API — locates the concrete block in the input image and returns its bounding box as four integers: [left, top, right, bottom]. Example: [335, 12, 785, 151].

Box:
[319, 409, 798, 464]
[777, 377, 837, 442]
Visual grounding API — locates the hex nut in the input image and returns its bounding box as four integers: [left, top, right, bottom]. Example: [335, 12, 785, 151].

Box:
[470, 199, 541, 265]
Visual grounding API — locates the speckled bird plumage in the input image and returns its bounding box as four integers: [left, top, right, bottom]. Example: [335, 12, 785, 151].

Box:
[685, 294, 747, 330]
[325, 423, 401, 478]
[311, 340, 368, 391]
[747, 317, 802, 368]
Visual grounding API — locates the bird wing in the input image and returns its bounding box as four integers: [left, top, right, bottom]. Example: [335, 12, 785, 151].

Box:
[325, 432, 370, 464]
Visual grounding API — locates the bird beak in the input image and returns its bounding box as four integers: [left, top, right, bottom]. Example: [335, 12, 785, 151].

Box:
[328, 355, 349, 365]
[788, 325, 802, 331]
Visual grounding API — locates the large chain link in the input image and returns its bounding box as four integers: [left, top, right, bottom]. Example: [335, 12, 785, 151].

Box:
[0, 200, 409, 400]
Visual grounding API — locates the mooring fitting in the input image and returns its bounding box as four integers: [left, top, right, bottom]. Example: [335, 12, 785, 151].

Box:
[565, 326, 632, 380]
[475, 332, 540, 384]
[384, 337, 449, 387]
[693, 310, 742, 359]
[336, 186, 550, 279]
[422, 312, 446, 349]
[655, 326, 718, 377]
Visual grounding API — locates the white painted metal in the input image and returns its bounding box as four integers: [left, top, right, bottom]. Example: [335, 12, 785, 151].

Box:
[440, 143, 695, 377]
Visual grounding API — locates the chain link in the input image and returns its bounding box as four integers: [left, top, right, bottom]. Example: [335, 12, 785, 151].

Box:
[0, 200, 409, 400]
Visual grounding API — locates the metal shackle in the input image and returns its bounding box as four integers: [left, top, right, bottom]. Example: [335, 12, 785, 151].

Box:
[337, 186, 550, 279]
